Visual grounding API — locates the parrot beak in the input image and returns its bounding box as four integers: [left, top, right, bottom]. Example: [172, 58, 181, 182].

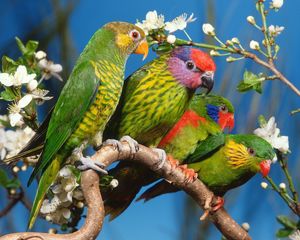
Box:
[134, 40, 149, 60]
[201, 71, 214, 94]
[259, 159, 271, 177]
[219, 112, 235, 132]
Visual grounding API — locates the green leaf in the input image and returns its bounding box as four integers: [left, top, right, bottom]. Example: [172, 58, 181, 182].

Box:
[236, 70, 264, 94]
[25, 40, 39, 54]
[15, 37, 27, 55]
[0, 88, 16, 101]
[1, 56, 18, 73]
[276, 228, 294, 238]
[277, 215, 297, 229]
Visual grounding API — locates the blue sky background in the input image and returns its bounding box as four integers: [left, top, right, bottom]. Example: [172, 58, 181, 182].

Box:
[1, 0, 300, 239]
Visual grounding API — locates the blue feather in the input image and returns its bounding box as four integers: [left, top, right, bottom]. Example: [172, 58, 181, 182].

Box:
[206, 104, 219, 123]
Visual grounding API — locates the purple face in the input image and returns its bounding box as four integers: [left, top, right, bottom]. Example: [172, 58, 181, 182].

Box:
[167, 47, 215, 92]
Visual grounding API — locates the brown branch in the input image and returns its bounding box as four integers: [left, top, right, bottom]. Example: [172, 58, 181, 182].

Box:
[0, 143, 250, 240]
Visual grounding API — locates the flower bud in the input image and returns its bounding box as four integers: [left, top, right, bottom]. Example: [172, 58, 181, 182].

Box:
[272, 0, 284, 9]
[202, 23, 215, 36]
[279, 182, 286, 190]
[249, 40, 260, 50]
[167, 35, 176, 44]
[110, 179, 119, 188]
[261, 182, 268, 189]
[242, 222, 250, 231]
[231, 37, 240, 44]
[35, 51, 47, 60]
[210, 50, 220, 56]
[27, 80, 38, 91]
[13, 166, 20, 173]
[247, 16, 256, 25]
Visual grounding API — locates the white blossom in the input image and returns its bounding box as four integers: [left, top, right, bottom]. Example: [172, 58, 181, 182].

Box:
[2, 127, 35, 159]
[35, 51, 47, 60]
[27, 79, 38, 91]
[254, 116, 289, 153]
[249, 40, 260, 50]
[261, 182, 268, 189]
[136, 10, 165, 35]
[40, 166, 82, 225]
[167, 35, 176, 44]
[38, 59, 63, 82]
[8, 94, 34, 127]
[289, 230, 300, 240]
[0, 65, 36, 87]
[202, 23, 215, 36]
[271, 0, 284, 9]
[279, 182, 286, 190]
[247, 16, 256, 25]
[165, 13, 196, 33]
[268, 25, 285, 36]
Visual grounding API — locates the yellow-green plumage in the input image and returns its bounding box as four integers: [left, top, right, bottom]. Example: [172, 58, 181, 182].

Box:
[26, 22, 147, 229]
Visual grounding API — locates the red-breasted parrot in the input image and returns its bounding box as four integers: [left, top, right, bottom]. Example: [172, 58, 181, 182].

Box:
[138, 134, 274, 209]
[103, 94, 233, 219]
[6, 22, 149, 229]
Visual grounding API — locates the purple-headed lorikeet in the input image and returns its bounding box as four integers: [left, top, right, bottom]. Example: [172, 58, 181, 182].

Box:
[103, 94, 233, 219]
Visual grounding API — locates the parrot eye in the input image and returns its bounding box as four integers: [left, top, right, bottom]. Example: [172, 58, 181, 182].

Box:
[219, 105, 228, 113]
[186, 60, 196, 71]
[248, 148, 255, 155]
[129, 30, 141, 41]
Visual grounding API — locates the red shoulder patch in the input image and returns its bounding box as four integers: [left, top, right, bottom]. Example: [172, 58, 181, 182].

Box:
[158, 110, 206, 148]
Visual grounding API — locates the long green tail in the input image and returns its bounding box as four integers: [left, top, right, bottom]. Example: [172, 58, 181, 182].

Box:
[28, 155, 62, 229]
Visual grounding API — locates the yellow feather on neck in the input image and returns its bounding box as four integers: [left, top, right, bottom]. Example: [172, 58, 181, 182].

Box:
[224, 140, 250, 169]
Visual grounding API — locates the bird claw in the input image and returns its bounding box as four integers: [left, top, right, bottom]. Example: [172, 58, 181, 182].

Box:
[178, 165, 198, 183]
[102, 139, 123, 152]
[167, 155, 179, 170]
[152, 148, 167, 170]
[199, 195, 224, 221]
[120, 135, 139, 154]
[77, 156, 108, 174]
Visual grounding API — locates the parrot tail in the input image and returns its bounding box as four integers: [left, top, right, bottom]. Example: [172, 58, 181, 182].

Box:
[104, 162, 156, 220]
[28, 155, 62, 229]
[136, 180, 179, 202]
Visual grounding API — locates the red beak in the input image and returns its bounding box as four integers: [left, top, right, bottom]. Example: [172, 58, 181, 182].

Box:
[219, 112, 235, 132]
[259, 160, 271, 177]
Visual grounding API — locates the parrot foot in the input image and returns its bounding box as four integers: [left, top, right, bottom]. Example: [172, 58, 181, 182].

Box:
[120, 135, 139, 154]
[167, 155, 179, 169]
[199, 196, 224, 221]
[152, 148, 167, 170]
[77, 156, 108, 174]
[211, 196, 224, 211]
[178, 164, 198, 183]
[102, 139, 123, 151]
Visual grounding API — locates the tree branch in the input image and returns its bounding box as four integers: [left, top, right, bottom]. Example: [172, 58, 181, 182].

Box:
[0, 143, 251, 240]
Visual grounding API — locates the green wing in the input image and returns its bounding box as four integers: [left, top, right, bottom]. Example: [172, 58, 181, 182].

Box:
[28, 61, 99, 185]
[183, 133, 226, 164]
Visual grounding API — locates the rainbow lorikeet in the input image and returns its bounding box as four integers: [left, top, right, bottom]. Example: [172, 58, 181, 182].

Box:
[6, 22, 149, 229]
[138, 133, 274, 210]
[103, 94, 233, 219]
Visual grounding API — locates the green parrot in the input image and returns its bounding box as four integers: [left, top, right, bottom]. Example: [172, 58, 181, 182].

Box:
[138, 133, 274, 210]
[6, 22, 149, 229]
[103, 94, 234, 219]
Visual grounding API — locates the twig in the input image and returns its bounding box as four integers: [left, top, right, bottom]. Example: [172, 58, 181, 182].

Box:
[0, 143, 250, 240]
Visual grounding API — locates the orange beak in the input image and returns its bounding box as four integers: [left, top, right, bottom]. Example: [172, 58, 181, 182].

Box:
[219, 112, 235, 132]
[134, 40, 148, 60]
